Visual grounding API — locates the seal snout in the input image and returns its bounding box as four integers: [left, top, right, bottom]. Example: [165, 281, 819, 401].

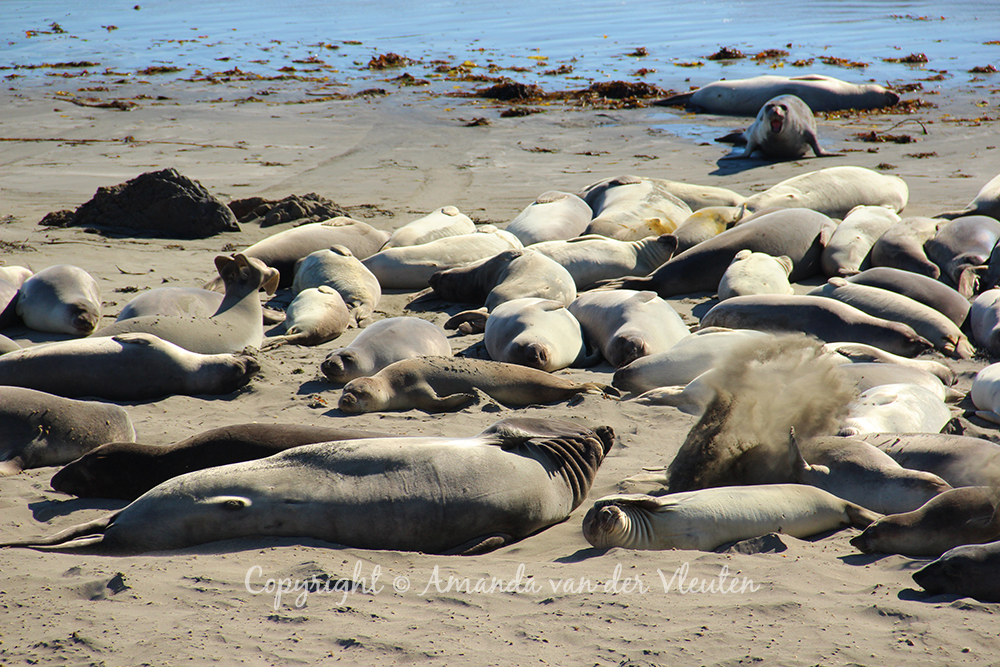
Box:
[582, 503, 627, 548]
[849, 529, 875, 553]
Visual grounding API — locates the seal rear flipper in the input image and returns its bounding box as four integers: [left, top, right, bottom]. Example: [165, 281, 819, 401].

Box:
[957, 265, 987, 298]
[0, 513, 116, 550]
[974, 410, 1000, 426]
[420, 391, 478, 412]
[652, 91, 694, 108]
[845, 503, 882, 529]
[441, 533, 513, 556]
[444, 308, 488, 335]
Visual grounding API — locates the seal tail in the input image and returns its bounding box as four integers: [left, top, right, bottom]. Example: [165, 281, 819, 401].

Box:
[0, 513, 116, 551]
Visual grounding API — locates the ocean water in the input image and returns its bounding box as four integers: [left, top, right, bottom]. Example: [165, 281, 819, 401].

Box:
[2, 1, 998, 92]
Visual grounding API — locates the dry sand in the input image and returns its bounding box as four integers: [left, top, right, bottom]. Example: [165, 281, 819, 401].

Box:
[2, 71, 1000, 666]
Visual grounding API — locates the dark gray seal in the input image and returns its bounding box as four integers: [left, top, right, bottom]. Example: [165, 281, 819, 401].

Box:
[924, 215, 1000, 296]
[50, 422, 386, 500]
[0, 387, 135, 476]
[913, 540, 1000, 602]
[845, 266, 970, 328]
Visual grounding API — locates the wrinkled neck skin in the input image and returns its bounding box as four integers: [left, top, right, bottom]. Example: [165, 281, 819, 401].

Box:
[591, 502, 656, 549]
[520, 436, 605, 510]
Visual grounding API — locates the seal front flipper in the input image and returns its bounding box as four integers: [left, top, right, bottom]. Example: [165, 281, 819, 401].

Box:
[416, 391, 478, 412]
[441, 533, 513, 556]
[444, 308, 488, 335]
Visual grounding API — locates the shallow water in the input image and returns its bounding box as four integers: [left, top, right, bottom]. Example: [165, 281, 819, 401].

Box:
[2, 0, 997, 92]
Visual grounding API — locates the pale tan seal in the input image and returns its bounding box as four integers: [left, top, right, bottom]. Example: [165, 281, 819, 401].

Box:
[859, 432, 1000, 489]
[484, 298, 594, 372]
[321, 316, 453, 384]
[0, 332, 259, 401]
[504, 191, 593, 246]
[939, 172, 1000, 220]
[381, 205, 476, 249]
[582, 485, 879, 551]
[529, 234, 676, 291]
[0, 387, 135, 476]
[568, 290, 690, 367]
[15, 264, 102, 336]
[970, 290, 1000, 357]
[4, 418, 614, 556]
[291, 245, 381, 325]
[95, 254, 280, 354]
[743, 166, 908, 217]
[338, 356, 617, 414]
[839, 383, 953, 437]
[579, 174, 746, 211]
[717, 250, 794, 301]
[970, 362, 1000, 425]
[850, 486, 1000, 557]
[582, 175, 691, 241]
[262, 286, 351, 349]
[721, 94, 837, 160]
[820, 205, 901, 277]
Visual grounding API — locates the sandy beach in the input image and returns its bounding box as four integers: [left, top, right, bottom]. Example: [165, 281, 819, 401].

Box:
[2, 56, 1000, 666]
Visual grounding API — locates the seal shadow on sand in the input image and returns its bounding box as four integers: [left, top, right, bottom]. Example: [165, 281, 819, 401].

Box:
[30, 497, 127, 522]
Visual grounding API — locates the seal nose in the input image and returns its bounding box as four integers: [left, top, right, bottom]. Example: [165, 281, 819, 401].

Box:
[848, 532, 872, 553]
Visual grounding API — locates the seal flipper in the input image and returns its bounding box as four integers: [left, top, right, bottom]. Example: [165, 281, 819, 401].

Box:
[417, 391, 478, 412]
[0, 513, 116, 550]
[444, 308, 488, 335]
[441, 533, 513, 556]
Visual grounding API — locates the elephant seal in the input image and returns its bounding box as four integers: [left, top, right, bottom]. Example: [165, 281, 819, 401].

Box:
[796, 435, 951, 515]
[321, 317, 452, 384]
[0, 264, 32, 287]
[262, 286, 350, 349]
[426, 249, 577, 311]
[0, 387, 135, 476]
[700, 294, 933, 358]
[118, 287, 226, 321]
[16, 265, 102, 336]
[939, 172, 1000, 221]
[820, 206, 901, 277]
[568, 290, 689, 367]
[362, 226, 522, 290]
[925, 215, 1000, 296]
[382, 206, 475, 249]
[204, 217, 389, 291]
[579, 174, 745, 212]
[858, 432, 1000, 489]
[743, 166, 908, 217]
[850, 486, 1000, 557]
[5, 418, 614, 555]
[970, 289, 1000, 357]
[839, 383, 953, 437]
[822, 341, 956, 386]
[582, 175, 691, 241]
[913, 540, 1000, 602]
[484, 298, 593, 372]
[504, 191, 593, 246]
[662, 206, 744, 260]
[601, 208, 836, 298]
[845, 266, 970, 328]
[807, 278, 974, 359]
[612, 329, 772, 393]
[291, 245, 381, 326]
[717, 250, 794, 301]
[869, 216, 942, 279]
[655, 74, 899, 116]
[0, 333, 259, 401]
[582, 485, 879, 551]
[721, 94, 837, 160]
[50, 422, 386, 500]
[836, 363, 959, 403]
[0, 279, 20, 329]
[95, 254, 280, 354]
[338, 356, 617, 414]
[0, 333, 20, 355]
[529, 234, 676, 290]
[971, 363, 1000, 425]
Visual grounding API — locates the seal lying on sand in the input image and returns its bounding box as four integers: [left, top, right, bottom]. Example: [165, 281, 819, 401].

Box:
[582, 485, 879, 551]
[938, 172, 1000, 221]
[0, 333, 259, 401]
[50, 422, 385, 500]
[338, 356, 618, 414]
[95, 254, 280, 354]
[16, 265, 102, 336]
[655, 74, 899, 116]
[321, 317, 453, 384]
[850, 486, 1000, 557]
[0, 387, 135, 476]
[721, 94, 837, 160]
[5, 418, 614, 556]
[913, 540, 1000, 602]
